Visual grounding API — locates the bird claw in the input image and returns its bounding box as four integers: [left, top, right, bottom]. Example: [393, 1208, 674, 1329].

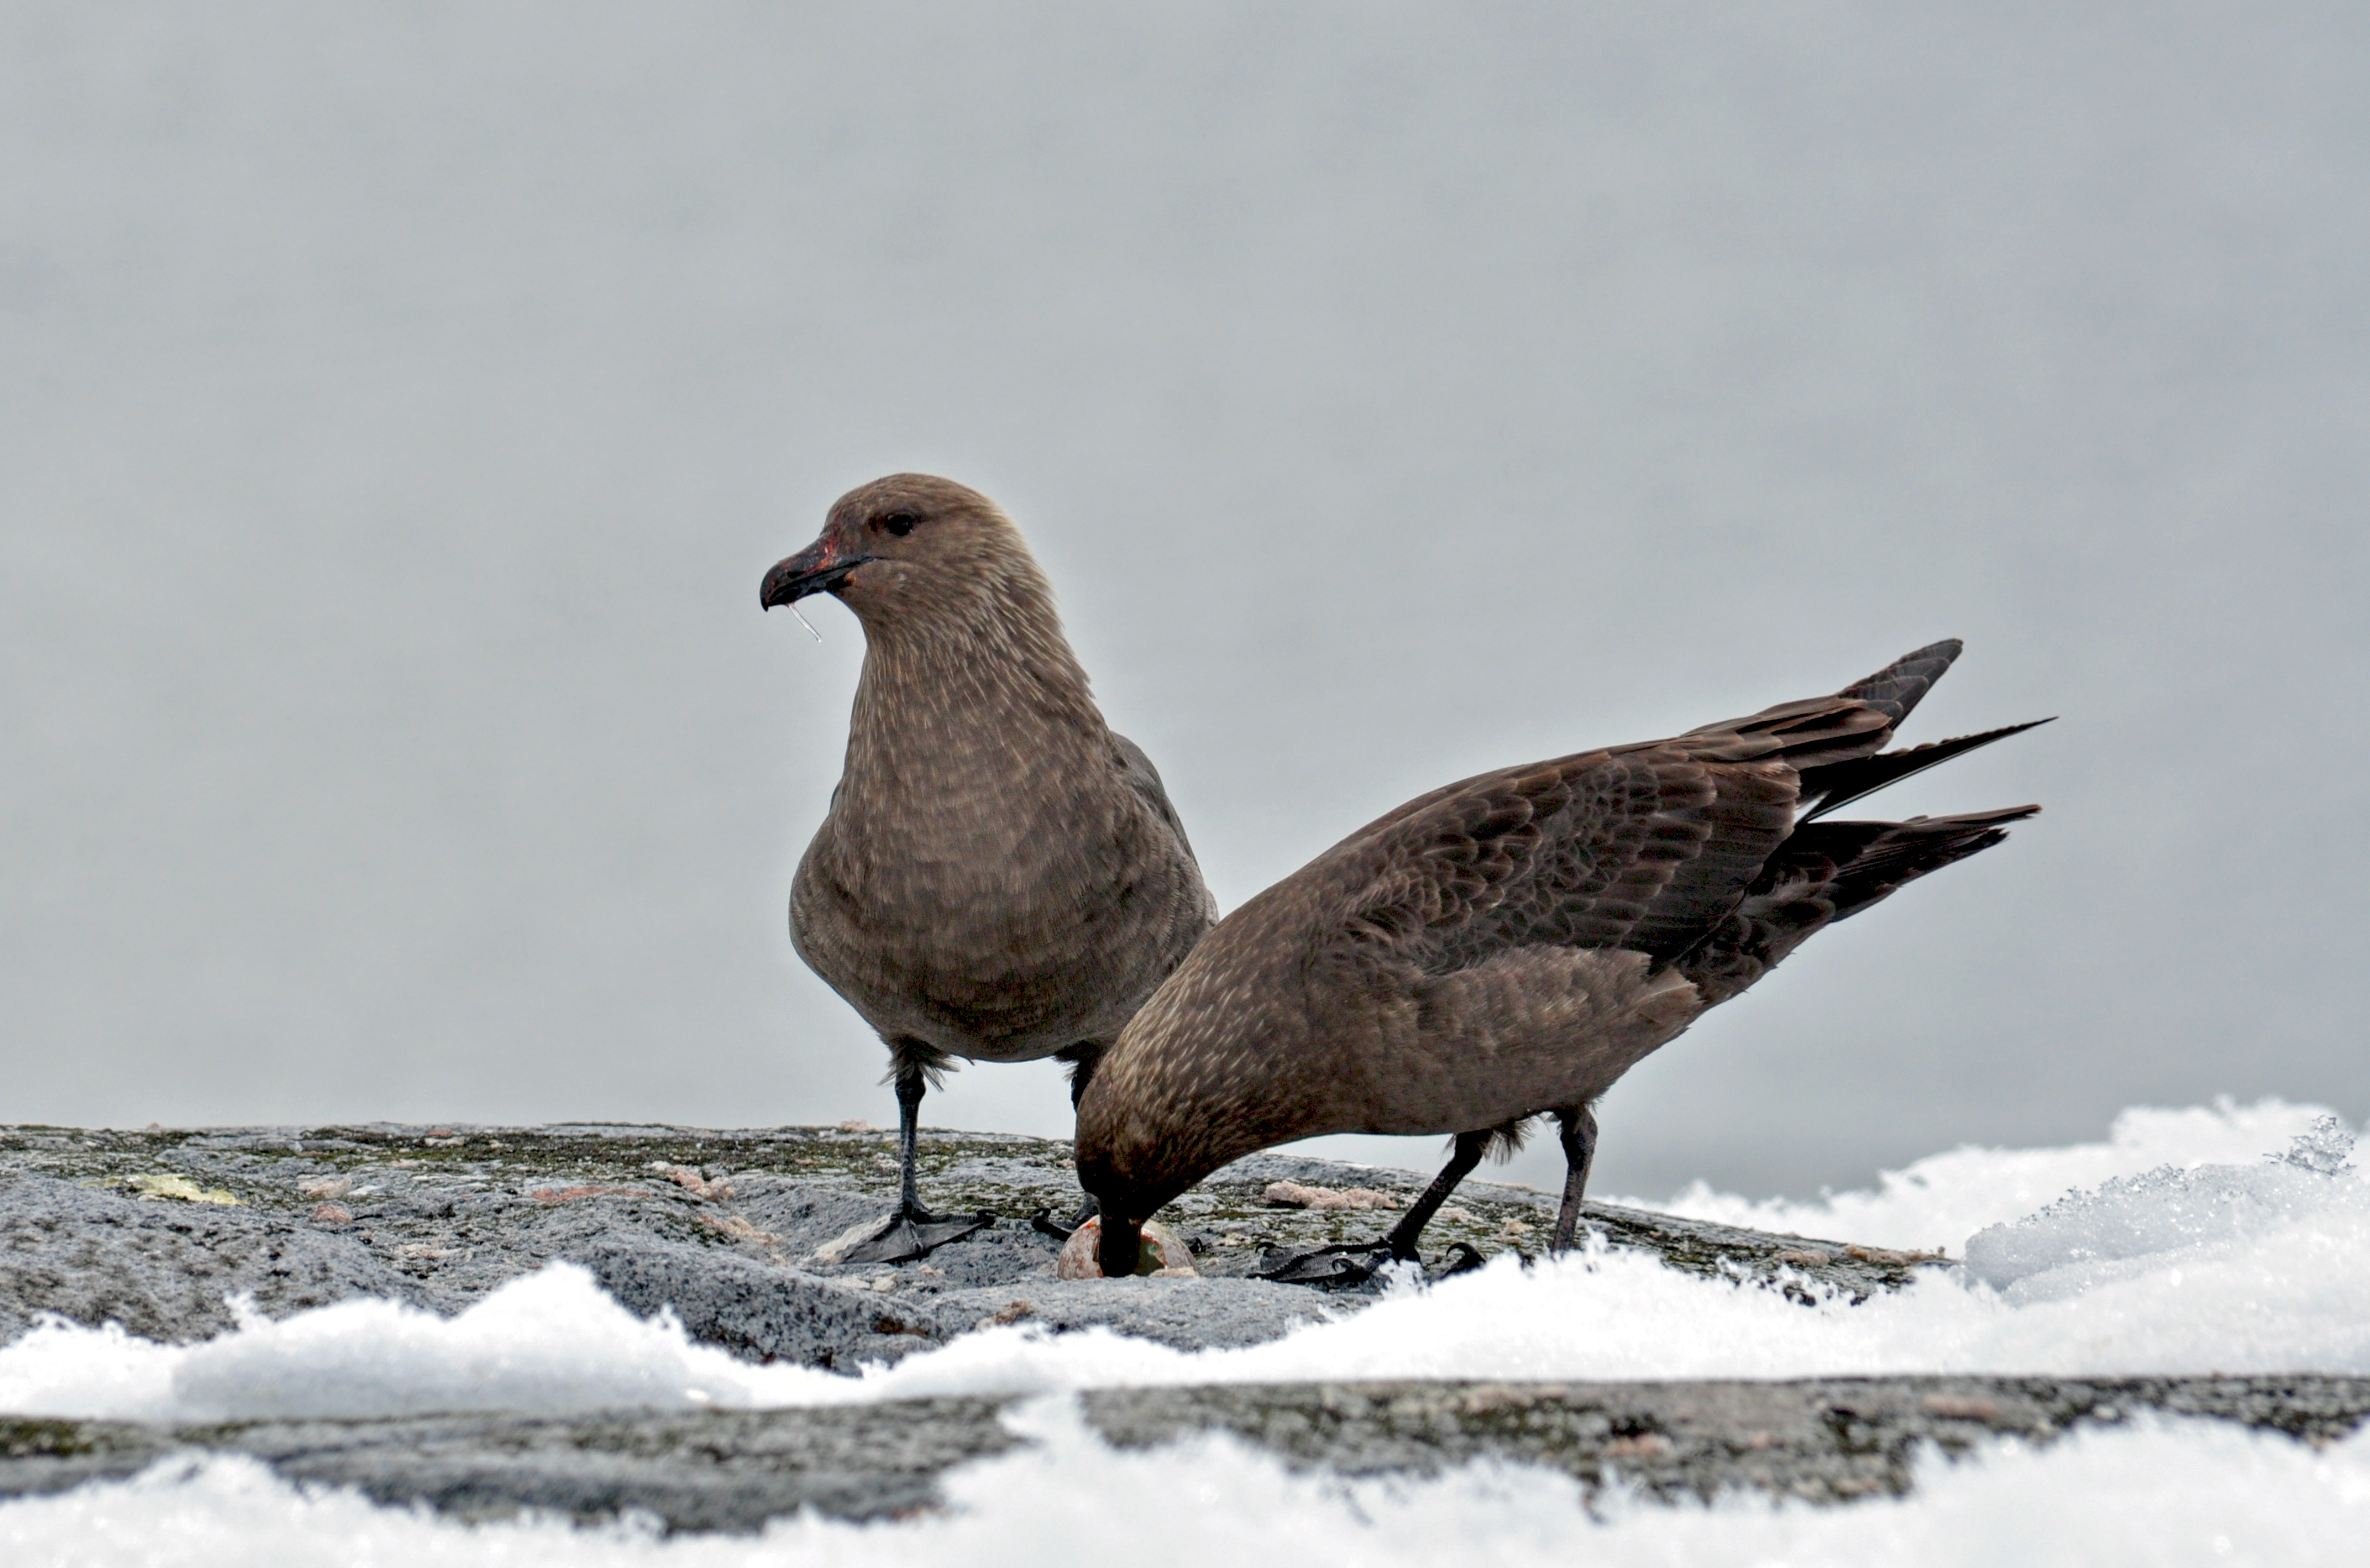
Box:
[1254, 1237, 1487, 1287]
[1029, 1194, 1100, 1242]
[1029, 1207, 1075, 1241]
[1251, 1240, 1390, 1287]
[1434, 1242, 1486, 1278]
[841, 1208, 994, 1265]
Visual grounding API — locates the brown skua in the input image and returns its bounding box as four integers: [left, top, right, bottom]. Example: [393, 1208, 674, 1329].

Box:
[1076, 640, 2044, 1281]
[763, 474, 1215, 1263]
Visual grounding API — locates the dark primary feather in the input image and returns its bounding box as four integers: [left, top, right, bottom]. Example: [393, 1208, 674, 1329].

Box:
[1796, 718, 2055, 822]
[1673, 803, 2038, 1004]
[1338, 750, 1785, 976]
[1834, 637, 1963, 721]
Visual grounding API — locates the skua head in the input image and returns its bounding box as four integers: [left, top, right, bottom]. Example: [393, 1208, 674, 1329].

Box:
[761, 473, 1045, 633]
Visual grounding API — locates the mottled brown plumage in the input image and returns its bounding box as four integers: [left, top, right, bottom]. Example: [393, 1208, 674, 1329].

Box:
[1076, 640, 2043, 1279]
[763, 474, 1215, 1261]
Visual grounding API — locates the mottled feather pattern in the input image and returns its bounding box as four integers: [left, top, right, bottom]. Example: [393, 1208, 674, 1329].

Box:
[785, 475, 1215, 1067]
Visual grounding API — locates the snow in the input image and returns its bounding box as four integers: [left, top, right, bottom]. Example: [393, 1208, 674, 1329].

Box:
[1964, 1114, 2359, 1303]
[4, 1099, 2366, 1561]
[1642, 1097, 2339, 1251]
[0, 1268, 850, 1423]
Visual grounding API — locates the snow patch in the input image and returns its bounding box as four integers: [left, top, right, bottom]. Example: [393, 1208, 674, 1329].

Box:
[1965, 1115, 2361, 1302]
[1642, 1097, 2338, 1251]
[0, 1267, 847, 1422]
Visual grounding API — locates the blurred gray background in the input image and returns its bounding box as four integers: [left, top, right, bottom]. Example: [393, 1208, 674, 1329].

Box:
[4, 2, 2363, 1199]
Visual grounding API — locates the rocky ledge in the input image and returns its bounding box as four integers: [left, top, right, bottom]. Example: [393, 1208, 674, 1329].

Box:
[9, 1123, 2355, 1532]
[1, 1121, 1947, 1364]
[6, 1377, 2366, 1532]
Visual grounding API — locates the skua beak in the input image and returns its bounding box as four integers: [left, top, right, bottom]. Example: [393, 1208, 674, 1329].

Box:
[1095, 1211, 1145, 1278]
[761, 541, 877, 609]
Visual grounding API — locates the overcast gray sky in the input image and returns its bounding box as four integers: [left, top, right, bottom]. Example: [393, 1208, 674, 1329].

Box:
[4, 2, 2364, 1199]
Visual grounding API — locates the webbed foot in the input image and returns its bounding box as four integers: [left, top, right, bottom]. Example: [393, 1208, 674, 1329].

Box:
[1434, 1242, 1486, 1277]
[1252, 1240, 1389, 1287]
[1253, 1237, 1487, 1287]
[841, 1207, 994, 1265]
[1030, 1207, 1075, 1241]
[1029, 1194, 1100, 1242]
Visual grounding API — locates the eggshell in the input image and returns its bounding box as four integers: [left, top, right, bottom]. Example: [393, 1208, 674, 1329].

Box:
[1055, 1216, 1198, 1278]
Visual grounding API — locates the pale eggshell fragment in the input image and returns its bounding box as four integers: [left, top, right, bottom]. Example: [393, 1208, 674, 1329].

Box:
[1055, 1216, 1198, 1278]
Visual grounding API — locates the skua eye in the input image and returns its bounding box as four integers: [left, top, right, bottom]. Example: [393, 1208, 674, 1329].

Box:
[879, 512, 918, 537]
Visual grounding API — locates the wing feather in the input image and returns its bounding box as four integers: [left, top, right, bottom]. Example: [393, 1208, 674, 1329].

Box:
[1329, 747, 1795, 978]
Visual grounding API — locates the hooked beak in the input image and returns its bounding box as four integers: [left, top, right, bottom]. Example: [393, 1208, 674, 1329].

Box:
[760, 539, 877, 610]
[1095, 1210, 1144, 1278]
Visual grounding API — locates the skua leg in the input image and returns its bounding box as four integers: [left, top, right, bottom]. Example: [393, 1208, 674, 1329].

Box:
[1550, 1104, 1599, 1254]
[1032, 1044, 1107, 1239]
[1060, 1042, 1104, 1110]
[1383, 1130, 1492, 1262]
[843, 1044, 992, 1265]
[1254, 1129, 1492, 1286]
[891, 1055, 929, 1215]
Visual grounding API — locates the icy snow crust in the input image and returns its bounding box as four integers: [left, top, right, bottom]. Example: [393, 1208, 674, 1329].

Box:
[1647, 1098, 2338, 1250]
[3, 1100, 2364, 1560]
[1964, 1114, 2358, 1303]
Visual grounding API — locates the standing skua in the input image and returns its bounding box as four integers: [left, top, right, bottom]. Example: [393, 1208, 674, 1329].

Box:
[763, 474, 1215, 1263]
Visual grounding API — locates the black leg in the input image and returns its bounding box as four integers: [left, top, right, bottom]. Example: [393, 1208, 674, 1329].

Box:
[1551, 1103, 1598, 1254]
[1384, 1130, 1491, 1262]
[842, 1041, 990, 1265]
[891, 1053, 929, 1216]
[1255, 1128, 1493, 1286]
[1065, 1043, 1106, 1227]
[1058, 1041, 1105, 1111]
[1025, 1044, 1113, 1242]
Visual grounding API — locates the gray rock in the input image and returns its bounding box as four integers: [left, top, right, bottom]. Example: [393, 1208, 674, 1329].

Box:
[2, 1122, 1950, 1367]
[575, 1235, 948, 1371]
[926, 1273, 1338, 1351]
[0, 1399, 1026, 1528]
[0, 1171, 428, 1347]
[4, 1376, 2363, 1532]
[1083, 1375, 2370, 1504]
